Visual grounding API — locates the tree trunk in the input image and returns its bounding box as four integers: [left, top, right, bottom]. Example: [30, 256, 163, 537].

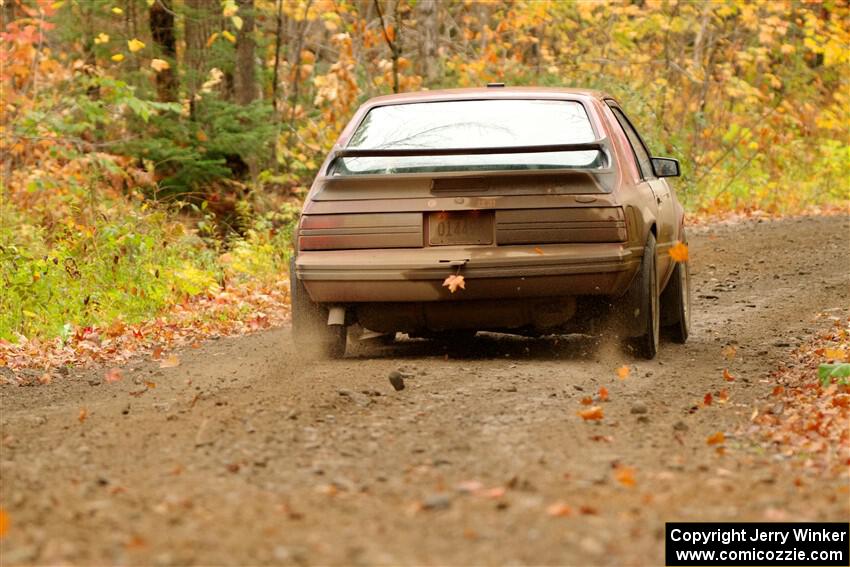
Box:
[184, 0, 215, 117]
[234, 0, 257, 105]
[419, 0, 438, 84]
[149, 0, 178, 102]
[374, 0, 401, 93]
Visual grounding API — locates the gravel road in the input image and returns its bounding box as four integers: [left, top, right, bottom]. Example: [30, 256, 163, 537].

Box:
[1, 214, 848, 566]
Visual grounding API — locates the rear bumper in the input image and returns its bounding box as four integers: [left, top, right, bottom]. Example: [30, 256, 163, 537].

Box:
[296, 243, 641, 303]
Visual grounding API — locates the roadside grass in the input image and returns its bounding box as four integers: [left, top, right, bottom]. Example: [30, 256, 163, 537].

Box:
[0, 181, 295, 346]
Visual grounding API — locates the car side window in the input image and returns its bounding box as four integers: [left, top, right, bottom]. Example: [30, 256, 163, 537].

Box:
[607, 104, 654, 180]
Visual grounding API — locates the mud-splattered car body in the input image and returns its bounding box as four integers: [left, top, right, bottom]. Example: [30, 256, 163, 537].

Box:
[291, 87, 690, 358]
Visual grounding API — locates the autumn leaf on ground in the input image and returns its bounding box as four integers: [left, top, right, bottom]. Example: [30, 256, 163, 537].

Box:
[455, 480, 484, 494]
[160, 355, 180, 368]
[481, 487, 506, 499]
[578, 406, 604, 420]
[128, 39, 145, 52]
[546, 501, 572, 517]
[78, 408, 88, 423]
[442, 274, 466, 294]
[824, 348, 848, 361]
[111, 7, 123, 14]
[616, 365, 630, 380]
[94, 32, 109, 44]
[105, 368, 123, 383]
[111, 53, 125, 62]
[717, 389, 729, 402]
[706, 431, 725, 445]
[0, 507, 8, 538]
[722, 345, 737, 359]
[151, 346, 164, 360]
[222, 30, 236, 43]
[668, 241, 689, 262]
[150, 58, 170, 72]
[723, 368, 735, 382]
[38, 373, 52, 385]
[615, 466, 636, 487]
[580, 396, 593, 405]
[598, 386, 609, 401]
[703, 392, 713, 406]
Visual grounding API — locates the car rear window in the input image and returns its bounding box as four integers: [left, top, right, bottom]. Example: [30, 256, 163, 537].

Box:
[332, 99, 602, 175]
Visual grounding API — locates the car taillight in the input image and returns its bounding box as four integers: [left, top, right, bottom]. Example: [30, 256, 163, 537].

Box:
[298, 213, 424, 251]
[495, 207, 626, 244]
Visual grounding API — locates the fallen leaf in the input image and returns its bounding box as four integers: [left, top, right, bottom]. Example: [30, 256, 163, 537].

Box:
[455, 480, 484, 494]
[222, 30, 236, 43]
[616, 365, 630, 380]
[723, 368, 735, 382]
[160, 355, 180, 368]
[590, 434, 613, 443]
[546, 501, 572, 517]
[772, 385, 785, 396]
[94, 32, 110, 44]
[579, 505, 598, 515]
[717, 389, 729, 402]
[615, 466, 636, 487]
[111, 6, 123, 14]
[722, 345, 737, 359]
[578, 406, 604, 421]
[598, 386, 609, 401]
[0, 507, 8, 538]
[580, 396, 593, 405]
[706, 431, 725, 445]
[442, 274, 466, 294]
[703, 392, 713, 406]
[150, 58, 170, 72]
[111, 53, 125, 62]
[144, 381, 157, 389]
[824, 348, 847, 361]
[481, 487, 506, 499]
[125, 535, 146, 549]
[38, 373, 52, 385]
[151, 346, 163, 360]
[668, 241, 689, 262]
[105, 368, 123, 383]
[78, 408, 88, 423]
[106, 320, 126, 337]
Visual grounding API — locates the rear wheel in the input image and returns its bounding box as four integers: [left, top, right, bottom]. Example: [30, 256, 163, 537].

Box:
[290, 258, 347, 358]
[661, 254, 691, 344]
[618, 233, 659, 359]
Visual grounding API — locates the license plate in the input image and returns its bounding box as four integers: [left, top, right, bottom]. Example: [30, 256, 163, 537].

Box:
[428, 212, 493, 246]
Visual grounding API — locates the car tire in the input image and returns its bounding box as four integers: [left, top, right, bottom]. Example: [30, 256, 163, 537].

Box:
[660, 253, 690, 344]
[619, 233, 659, 360]
[289, 257, 347, 359]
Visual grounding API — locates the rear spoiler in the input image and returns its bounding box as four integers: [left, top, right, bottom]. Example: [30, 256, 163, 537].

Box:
[328, 138, 610, 171]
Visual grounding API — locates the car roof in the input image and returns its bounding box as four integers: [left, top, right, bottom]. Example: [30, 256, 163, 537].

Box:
[361, 86, 613, 108]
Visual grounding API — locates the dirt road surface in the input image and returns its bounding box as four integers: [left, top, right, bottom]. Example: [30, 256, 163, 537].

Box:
[2, 215, 848, 566]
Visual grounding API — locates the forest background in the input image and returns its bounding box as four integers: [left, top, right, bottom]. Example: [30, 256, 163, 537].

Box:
[1, 0, 848, 347]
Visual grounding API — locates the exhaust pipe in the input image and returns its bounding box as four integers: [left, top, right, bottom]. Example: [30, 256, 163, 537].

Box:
[327, 306, 346, 326]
